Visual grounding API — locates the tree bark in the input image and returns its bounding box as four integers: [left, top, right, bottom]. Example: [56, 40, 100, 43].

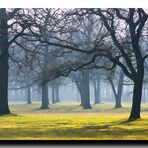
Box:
[129, 71, 144, 121]
[93, 78, 101, 104]
[0, 9, 10, 115]
[76, 70, 91, 109]
[81, 86, 91, 109]
[26, 86, 32, 104]
[0, 52, 10, 114]
[40, 83, 49, 109]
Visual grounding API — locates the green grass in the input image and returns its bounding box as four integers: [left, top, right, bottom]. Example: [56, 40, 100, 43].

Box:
[0, 102, 148, 140]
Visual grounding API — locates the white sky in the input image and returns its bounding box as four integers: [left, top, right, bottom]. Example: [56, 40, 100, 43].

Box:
[0, 0, 148, 8]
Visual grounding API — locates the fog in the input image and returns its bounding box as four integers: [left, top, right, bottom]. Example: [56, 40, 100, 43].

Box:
[8, 78, 148, 104]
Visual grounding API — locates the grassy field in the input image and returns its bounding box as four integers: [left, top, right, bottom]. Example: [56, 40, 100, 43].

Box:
[0, 102, 148, 140]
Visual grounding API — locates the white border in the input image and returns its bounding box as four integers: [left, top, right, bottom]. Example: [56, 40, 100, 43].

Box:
[0, 0, 148, 8]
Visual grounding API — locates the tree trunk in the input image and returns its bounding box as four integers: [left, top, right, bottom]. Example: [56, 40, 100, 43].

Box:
[109, 79, 119, 108]
[40, 83, 49, 109]
[129, 71, 144, 121]
[79, 89, 84, 106]
[26, 86, 32, 104]
[109, 70, 124, 109]
[41, 47, 49, 106]
[0, 53, 10, 114]
[76, 71, 91, 109]
[55, 84, 60, 102]
[51, 84, 56, 103]
[93, 78, 101, 104]
[81, 87, 91, 109]
[115, 96, 122, 108]
[51, 80, 60, 104]
[0, 9, 10, 115]
[115, 70, 124, 108]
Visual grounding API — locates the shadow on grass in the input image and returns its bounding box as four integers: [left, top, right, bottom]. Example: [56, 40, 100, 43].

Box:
[0, 117, 147, 139]
[82, 118, 143, 131]
[7, 125, 147, 139]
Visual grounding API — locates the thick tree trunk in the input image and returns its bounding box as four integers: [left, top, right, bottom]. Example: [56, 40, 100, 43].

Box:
[0, 9, 10, 115]
[76, 71, 91, 109]
[40, 83, 49, 109]
[129, 71, 144, 121]
[0, 53, 10, 114]
[93, 78, 101, 104]
[41, 47, 50, 106]
[81, 87, 91, 109]
[26, 86, 32, 104]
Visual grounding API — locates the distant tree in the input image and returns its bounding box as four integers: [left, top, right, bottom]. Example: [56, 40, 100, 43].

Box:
[26, 86, 32, 104]
[51, 79, 60, 103]
[107, 69, 124, 108]
[93, 76, 101, 104]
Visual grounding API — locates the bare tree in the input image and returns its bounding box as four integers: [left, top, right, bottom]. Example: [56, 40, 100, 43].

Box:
[84, 8, 148, 120]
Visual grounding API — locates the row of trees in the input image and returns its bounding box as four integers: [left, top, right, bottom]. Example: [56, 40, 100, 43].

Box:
[0, 8, 148, 121]
[8, 69, 126, 108]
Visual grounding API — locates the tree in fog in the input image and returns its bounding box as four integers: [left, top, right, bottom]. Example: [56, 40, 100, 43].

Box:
[2, 8, 148, 122]
[92, 9, 148, 120]
[8, 37, 41, 104]
[90, 70, 102, 104]
[66, 8, 148, 120]
[50, 78, 61, 103]
[107, 68, 124, 108]
[35, 10, 116, 109]
[93, 78, 101, 104]
[59, 14, 108, 109]
[0, 8, 47, 114]
[36, 47, 50, 109]
[48, 8, 148, 120]
[0, 8, 68, 113]
[0, 9, 19, 114]
[70, 70, 91, 109]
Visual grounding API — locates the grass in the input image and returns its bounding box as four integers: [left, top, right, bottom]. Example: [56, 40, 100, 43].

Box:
[0, 102, 148, 140]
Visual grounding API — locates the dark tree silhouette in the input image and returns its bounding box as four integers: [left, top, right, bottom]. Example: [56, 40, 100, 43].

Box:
[0, 9, 21, 114]
[87, 8, 148, 120]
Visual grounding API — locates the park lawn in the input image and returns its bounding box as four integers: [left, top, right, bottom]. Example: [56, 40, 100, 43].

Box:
[0, 102, 148, 140]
